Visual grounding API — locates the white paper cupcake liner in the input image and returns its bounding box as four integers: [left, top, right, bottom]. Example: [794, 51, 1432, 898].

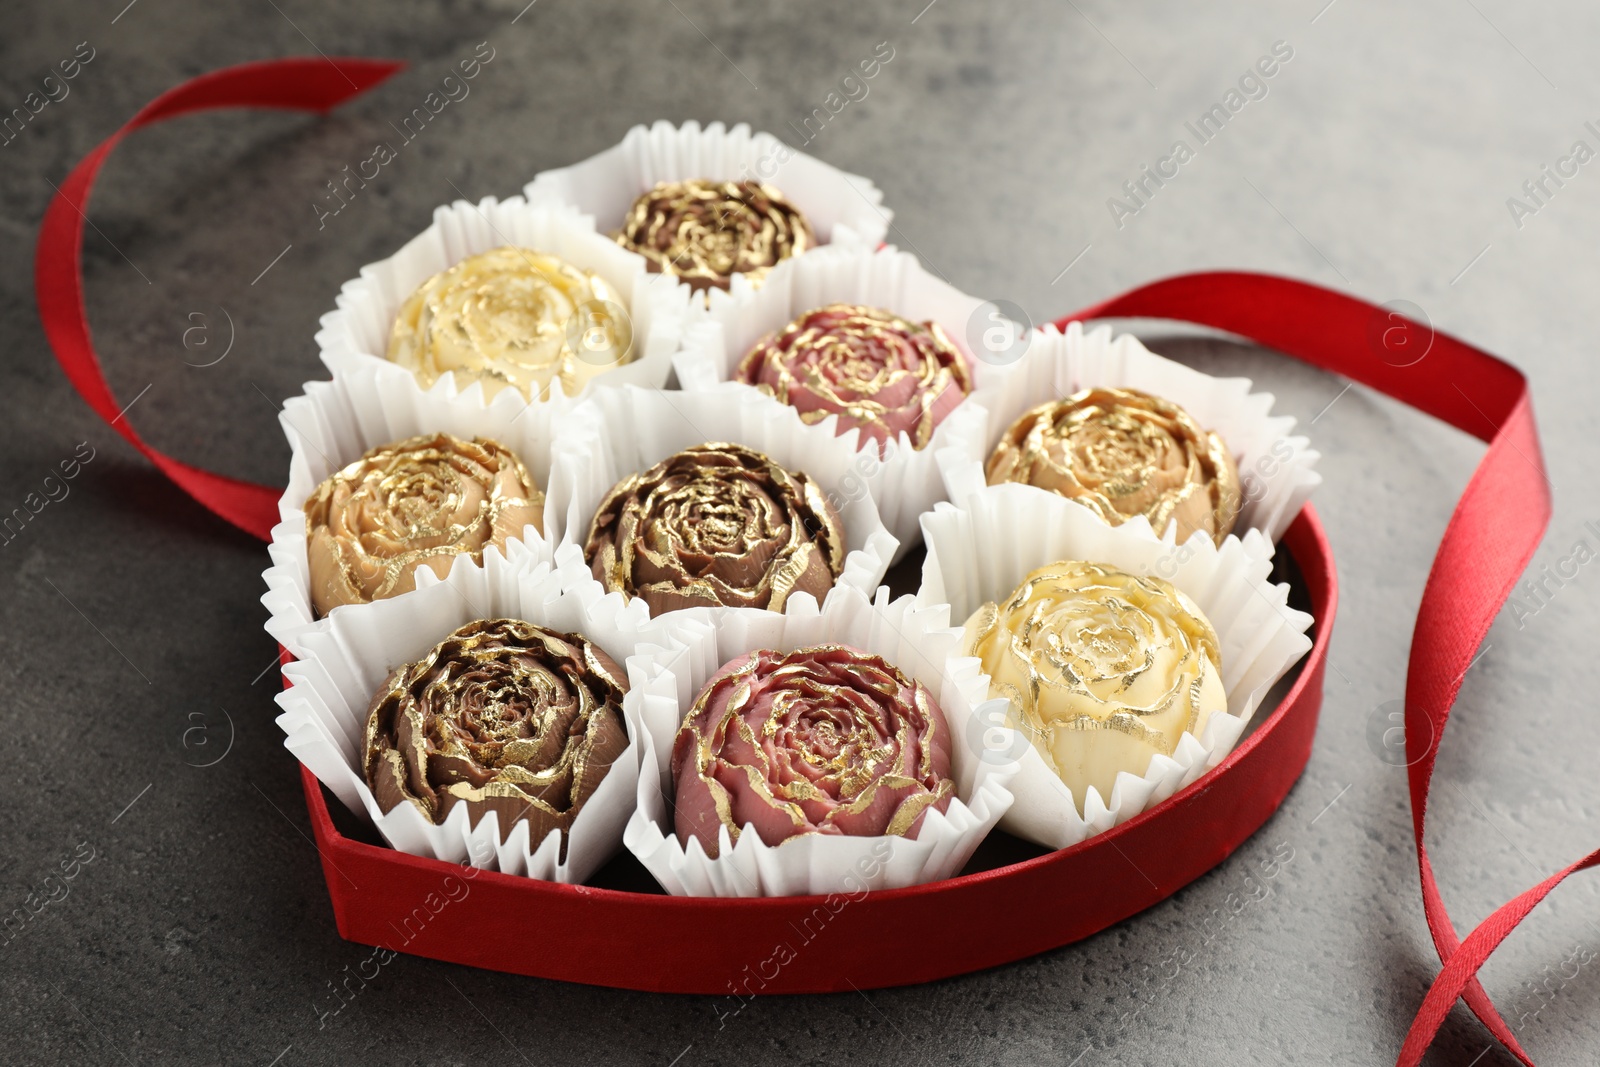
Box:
[314, 194, 694, 401]
[621, 585, 1016, 897]
[522, 119, 890, 290]
[261, 361, 599, 660]
[672, 246, 1014, 559]
[551, 382, 899, 616]
[919, 486, 1313, 850]
[274, 547, 671, 884]
[944, 319, 1322, 544]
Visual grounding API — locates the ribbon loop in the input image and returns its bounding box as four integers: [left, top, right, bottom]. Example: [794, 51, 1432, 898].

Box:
[35, 56, 404, 539]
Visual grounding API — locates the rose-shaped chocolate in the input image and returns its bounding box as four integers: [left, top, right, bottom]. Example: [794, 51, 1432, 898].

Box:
[386, 246, 633, 401]
[584, 443, 845, 614]
[305, 433, 542, 617]
[985, 387, 1241, 545]
[736, 303, 974, 454]
[614, 179, 813, 292]
[964, 561, 1226, 810]
[672, 645, 954, 857]
[363, 619, 629, 853]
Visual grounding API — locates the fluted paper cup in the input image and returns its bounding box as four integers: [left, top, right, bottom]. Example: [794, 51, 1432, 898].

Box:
[944, 320, 1321, 544]
[523, 118, 891, 301]
[920, 487, 1313, 849]
[315, 194, 694, 402]
[551, 382, 899, 618]
[622, 585, 1015, 896]
[674, 246, 1016, 558]
[275, 550, 670, 884]
[261, 363, 599, 660]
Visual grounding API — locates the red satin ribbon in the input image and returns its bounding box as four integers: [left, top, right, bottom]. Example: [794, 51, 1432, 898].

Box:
[33, 57, 1578, 1067]
[1058, 278, 1558, 1065]
[35, 56, 402, 539]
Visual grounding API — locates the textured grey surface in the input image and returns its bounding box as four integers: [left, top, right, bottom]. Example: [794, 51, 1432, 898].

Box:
[3, 0, 1599, 1064]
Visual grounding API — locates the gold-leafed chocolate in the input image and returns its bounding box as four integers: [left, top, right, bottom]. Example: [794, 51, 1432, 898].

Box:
[735, 303, 974, 453]
[583, 442, 845, 615]
[615, 179, 813, 292]
[386, 246, 633, 401]
[305, 432, 542, 617]
[964, 561, 1226, 811]
[671, 644, 954, 857]
[363, 619, 629, 854]
[985, 387, 1241, 545]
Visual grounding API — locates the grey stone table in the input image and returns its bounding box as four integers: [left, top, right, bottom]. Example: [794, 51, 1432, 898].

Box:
[4, 0, 1598, 1063]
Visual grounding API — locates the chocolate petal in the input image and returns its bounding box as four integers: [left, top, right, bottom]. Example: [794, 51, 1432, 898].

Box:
[635, 581, 734, 615]
[570, 706, 628, 804]
[370, 747, 419, 820]
[762, 542, 820, 613]
[438, 783, 563, 847]
[306, 527, 361, 613]
[671, 759, 729, 856]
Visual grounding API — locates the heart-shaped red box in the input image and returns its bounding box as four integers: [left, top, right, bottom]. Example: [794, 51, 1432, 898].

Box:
[290, 506, 1333, 994]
